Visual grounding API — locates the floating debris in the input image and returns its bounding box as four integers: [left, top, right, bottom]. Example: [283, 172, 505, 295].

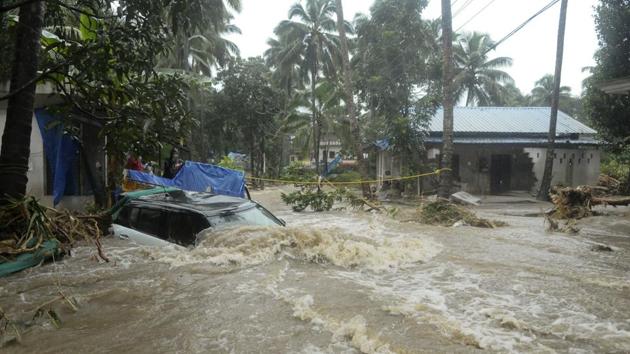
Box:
[0, 197, 109, 274]
[417, 199, 507, 228]
[549, 186, 630, 220]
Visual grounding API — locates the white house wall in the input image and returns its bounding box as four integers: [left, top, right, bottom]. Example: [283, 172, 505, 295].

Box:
[376, 145, 601, 195]
[525, 147, 601, 190]
[0, 109, 92, 210]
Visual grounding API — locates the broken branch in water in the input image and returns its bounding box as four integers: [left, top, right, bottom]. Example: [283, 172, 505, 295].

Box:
[0, 197, 110, 263]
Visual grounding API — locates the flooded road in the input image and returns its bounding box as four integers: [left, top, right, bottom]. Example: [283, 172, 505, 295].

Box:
[1, 188, 629, 353]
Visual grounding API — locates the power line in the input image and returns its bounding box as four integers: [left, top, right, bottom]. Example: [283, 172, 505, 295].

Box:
[453, 0, 477, 18]
[484, 0, 561, 55]
[455, 0, 500, 32]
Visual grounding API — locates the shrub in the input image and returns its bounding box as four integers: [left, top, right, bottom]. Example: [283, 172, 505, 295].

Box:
[217, 156, 242, 171]
[328, 170, 362, 183]
[281, 188, 340, 212]
[281, 162, 317, 182]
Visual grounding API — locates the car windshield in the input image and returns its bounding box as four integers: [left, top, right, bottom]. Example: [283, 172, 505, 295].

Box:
[207, 205, 281, 229]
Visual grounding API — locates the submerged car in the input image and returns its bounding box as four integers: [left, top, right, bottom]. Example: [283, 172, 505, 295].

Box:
[111, 188, 284, 247]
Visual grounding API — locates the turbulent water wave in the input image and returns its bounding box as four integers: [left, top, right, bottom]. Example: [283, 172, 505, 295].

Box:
[2, 191, 630, 354]
[140, 225, 441, 272]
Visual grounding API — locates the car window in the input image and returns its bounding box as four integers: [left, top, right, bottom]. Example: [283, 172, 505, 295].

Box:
[116, 205, 131, 227]
[207, 205, 281, 229]
[135, 207, 167, 239]
[168, 212, 209, 246]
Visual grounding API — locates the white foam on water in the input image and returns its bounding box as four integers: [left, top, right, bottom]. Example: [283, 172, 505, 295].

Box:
[140, 225, 440, 272]
[283, 293, 393, 354]
[334, 264, 553, 353]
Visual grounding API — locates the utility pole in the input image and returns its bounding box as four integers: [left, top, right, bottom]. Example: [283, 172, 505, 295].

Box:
[335, 0, 370, 196]
[438, 0, 454, 199]
[537, 0, 569, 201]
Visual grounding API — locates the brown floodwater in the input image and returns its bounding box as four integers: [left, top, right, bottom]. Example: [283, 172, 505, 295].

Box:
[1, 187, 629, 353]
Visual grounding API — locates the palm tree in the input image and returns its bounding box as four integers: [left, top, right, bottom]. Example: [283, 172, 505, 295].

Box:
[264, 36, 306, 95]
[272, 0, 344, 175]
[160, 0, 242, 75]
[528, 74, 571, 106]
[453, 32, 514, 106]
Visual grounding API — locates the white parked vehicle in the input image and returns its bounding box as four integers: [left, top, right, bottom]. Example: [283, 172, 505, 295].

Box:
[111, 189, 284, 247]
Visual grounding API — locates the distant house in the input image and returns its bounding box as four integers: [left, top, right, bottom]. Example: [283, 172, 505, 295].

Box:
[376, 107, 601, 195]
[0, 82, 106, 209]
[286, 134, 356, 171]
[595, 76, 630, 95]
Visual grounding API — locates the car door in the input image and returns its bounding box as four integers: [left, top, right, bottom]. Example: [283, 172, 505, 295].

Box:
[112, 204, 172, 247]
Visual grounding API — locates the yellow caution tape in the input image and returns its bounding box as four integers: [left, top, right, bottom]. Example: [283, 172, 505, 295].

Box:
[246, 168, 451, 186]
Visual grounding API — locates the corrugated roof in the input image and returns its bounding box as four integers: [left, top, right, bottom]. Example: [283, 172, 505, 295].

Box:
[424, 137, 600, 145]
[430, 107, 597, 134]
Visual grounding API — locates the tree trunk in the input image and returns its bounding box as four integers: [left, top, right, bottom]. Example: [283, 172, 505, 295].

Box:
[335, 0, 370, 196]
[0, 1, 45, 205]
[438, 0, 454, 199]
[311, 70, 320, 176]
[537, 0, 568, 201]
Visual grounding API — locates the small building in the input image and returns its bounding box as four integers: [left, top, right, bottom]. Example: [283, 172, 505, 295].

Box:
[376, 107, 601, 195]
[0, 82, 107, 209]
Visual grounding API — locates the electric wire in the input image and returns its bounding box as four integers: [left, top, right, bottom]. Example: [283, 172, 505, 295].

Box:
[484, 0, 561, 55]
[453, 0, 477, 18]
[455, 0, 500, 32]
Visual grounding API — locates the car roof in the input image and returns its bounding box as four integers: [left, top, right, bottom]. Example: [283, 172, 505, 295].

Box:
[128, 190, 254, 216]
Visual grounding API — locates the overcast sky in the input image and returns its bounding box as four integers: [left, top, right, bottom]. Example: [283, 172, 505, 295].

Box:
[227, 0, 599, 96]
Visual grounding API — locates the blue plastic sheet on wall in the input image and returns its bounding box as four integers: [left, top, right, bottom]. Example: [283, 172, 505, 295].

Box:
[35, 109, 79, 205]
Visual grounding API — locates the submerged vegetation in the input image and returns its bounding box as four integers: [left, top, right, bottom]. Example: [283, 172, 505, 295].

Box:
[417, 199, 507, 228]
[0, 197, 109, 265]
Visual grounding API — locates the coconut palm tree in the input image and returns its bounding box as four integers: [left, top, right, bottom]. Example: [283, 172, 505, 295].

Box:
[160, 0, 242, 75]
[264, 36, 306, 95]
[453, 32, 514, 106]
[272, 0, 345, 174]
[528, 74, 572, 106]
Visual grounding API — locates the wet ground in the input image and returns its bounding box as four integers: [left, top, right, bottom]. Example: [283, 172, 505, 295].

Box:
[1, 187, 629, 353]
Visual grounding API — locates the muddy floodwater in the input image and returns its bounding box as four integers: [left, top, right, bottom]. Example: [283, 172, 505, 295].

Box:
[1, 188, 630, 353]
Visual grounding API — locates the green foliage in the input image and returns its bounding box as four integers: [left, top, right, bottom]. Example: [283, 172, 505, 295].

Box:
[328, 170, 361, 183]
[213, 57, 284, 176]
[0, 12, 14, 82]
[418, 199, 506, 228]
[583, 0, 630, 156]
[354, 0, 438, 173]
[217, 156, 242, 171]
[158, 0, 242, 75]
[281, 188, 340, 212]
[270, 0, 351, 174]
[453, 32, 514, 106]
[601, 152, 630, 181]
[281, 162, 317, 182]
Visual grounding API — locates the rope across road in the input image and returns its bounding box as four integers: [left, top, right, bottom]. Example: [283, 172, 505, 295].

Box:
[246, 168, 451, 186]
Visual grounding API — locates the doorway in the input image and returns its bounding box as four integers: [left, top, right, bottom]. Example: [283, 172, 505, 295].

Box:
[490, 154, 512, 194]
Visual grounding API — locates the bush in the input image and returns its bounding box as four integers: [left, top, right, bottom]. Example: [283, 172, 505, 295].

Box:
[281, 162, 317, 182]
[217, 156, 242, 171]
[601, 156, 629, 181]
[281, 188, 341, 212]
[328, 170, 362, 183]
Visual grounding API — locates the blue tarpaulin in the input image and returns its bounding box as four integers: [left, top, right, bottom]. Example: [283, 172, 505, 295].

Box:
[325, 154, 342, 175]
[374, 139, 390, 151]
[127, 161, 246, 198]
[35, 109, 79, 205]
